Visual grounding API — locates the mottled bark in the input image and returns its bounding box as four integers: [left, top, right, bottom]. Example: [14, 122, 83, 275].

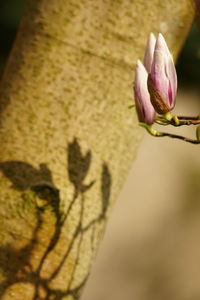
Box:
[0, 0, 195, 299]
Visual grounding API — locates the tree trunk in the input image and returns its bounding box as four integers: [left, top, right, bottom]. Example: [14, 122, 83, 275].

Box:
[0, 0, 195, 299]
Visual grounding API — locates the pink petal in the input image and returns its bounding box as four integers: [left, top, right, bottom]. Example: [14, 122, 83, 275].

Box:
[165, 55, 177, 108]
[151, 50, 169, 103]
[151, 33, 177, 109]
[144, 33, 156, 73]
[134, 60, 156, 124]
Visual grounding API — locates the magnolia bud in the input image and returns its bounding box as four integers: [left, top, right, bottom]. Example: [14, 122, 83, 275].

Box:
[144, 33, 156, 74]
[148, 33, 177, 114]
[134, 60, 156, 125]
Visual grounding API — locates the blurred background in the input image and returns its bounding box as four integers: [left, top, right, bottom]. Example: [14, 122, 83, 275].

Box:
[0, 1, 200, 300]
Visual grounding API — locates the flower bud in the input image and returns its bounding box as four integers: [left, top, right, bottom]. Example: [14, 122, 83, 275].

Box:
[144, 33, 156, 73]
[134, 60, 156, 125]
[148, 33, 177, 114]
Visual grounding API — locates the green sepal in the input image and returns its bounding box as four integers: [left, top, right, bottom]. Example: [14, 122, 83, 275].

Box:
[128, 104, 135, 109]
[139, 123, 158, 136]
[163, 112, 173, 121]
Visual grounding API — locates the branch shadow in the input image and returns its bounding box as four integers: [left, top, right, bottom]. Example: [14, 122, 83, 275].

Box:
[0, 138, 112, 299]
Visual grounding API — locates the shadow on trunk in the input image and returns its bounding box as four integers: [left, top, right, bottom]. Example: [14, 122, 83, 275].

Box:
[0, 138, 112, 299]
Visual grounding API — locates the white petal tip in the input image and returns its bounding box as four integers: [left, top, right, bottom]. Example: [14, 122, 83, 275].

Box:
[136, 60, 143, 69]
[149, 32, 156, 41]
[158, 32, 164, 39]
[157, 33, 169, 49]
[136, 60, 147, 72]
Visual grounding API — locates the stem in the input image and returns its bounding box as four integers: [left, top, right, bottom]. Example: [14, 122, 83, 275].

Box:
[155, 119, 169, 126]
[177, 115, 199, 120]
[154, 131, 200, 144]
[139, 123, 200, 144]
[158, 114, 200, 121]
[156, 118, 200, 126]
[176, 120, 200, 126]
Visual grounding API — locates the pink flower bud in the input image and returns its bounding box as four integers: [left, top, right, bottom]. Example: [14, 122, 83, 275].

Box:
[134, 60, 156, 125]
[144, 33, 156, 73]
[148, 33, 177, 114]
